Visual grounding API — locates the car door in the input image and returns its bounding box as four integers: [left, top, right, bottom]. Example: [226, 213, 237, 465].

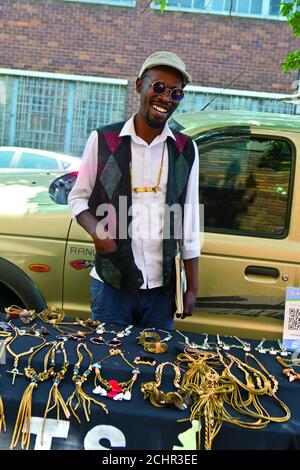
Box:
[194, 126, 300, 331]
[63, 220, 94, 317]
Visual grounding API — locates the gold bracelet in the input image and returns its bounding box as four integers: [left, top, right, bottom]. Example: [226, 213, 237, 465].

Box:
[141, 362, 188, 410]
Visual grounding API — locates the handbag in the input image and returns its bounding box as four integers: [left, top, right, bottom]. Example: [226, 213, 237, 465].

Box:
[175, 247, 186, 316]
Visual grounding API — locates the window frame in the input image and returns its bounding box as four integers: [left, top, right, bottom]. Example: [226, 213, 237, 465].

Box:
[0, 68, 128, 157]
[195, 131, 296, 239]
[180, 85, 298, 115]
[61, 0, 136, 7]
[152, 0, 284, 20]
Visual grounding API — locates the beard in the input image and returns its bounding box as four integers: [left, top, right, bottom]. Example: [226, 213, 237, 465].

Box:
[144, 108, 169, 129]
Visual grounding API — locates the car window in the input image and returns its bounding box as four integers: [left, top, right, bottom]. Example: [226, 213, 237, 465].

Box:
[18, 152, 59, 170]
[0, 150, 14, 168]
[197, 136, 293, 238]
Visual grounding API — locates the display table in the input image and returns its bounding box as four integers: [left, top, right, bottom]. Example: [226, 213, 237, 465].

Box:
[0, 316, 299, 451]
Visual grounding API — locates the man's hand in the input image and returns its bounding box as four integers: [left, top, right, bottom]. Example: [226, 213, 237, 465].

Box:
[76, 209, 118, 255]
[176, 289, 197, 319]
[176, 257, 198, 320]
[92, 233, 118, 254]
[183, 289, 197, 318]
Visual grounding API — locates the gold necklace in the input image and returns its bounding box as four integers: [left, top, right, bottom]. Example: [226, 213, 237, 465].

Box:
[93, 348, 140, 400]
[130, 141, 166, 193]
[38, 307, 95, 337]
[67, 343, 108, 422]
[6, 328, 46, 384]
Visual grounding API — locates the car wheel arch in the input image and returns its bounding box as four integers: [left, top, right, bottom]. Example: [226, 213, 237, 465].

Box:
[0, 257, 47, 312]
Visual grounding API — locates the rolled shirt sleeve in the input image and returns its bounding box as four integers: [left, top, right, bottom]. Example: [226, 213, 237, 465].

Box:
[68, 130, 98, 219]
[180, 140, 201, 260]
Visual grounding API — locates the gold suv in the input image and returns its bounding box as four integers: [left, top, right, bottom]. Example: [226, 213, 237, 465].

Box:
[0, 110, 299, 339]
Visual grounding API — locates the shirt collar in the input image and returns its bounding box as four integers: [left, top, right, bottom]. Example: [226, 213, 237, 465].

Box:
[119, 115, 176, 146]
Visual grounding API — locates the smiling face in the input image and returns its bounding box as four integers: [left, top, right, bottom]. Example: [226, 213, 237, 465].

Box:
[135, 66, 184, 140]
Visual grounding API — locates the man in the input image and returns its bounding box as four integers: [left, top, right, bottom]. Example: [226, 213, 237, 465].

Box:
[68, 51, 200, 329]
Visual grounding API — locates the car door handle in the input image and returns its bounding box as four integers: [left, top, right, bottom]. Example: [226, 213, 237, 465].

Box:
[245, 266, 280, 278]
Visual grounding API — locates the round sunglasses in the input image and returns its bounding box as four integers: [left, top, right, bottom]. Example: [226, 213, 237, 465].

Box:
[143, 76, 184, 102]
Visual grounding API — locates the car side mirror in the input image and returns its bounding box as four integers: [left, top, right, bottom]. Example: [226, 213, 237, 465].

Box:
[48, 172, 78, 205]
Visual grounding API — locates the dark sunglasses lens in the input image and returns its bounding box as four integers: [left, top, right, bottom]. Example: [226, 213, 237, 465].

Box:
[152, 81, 167, 95]
[171, 88, 184, 102]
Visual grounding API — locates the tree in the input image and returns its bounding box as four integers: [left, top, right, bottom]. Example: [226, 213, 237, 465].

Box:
[280, 1, 300, 71]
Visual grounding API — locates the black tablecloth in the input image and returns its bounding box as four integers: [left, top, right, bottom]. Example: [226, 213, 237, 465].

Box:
[0, 315, 299, 451]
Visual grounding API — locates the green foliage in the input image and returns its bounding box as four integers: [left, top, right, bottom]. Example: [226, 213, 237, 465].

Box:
[153, 0, 170, 12]
[282, 51, 300, 71]
[257, 140, 291, 171]
[280, 1, 300, 71]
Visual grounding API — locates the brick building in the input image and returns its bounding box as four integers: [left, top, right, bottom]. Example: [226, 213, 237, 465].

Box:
[0, 0, 299, 155]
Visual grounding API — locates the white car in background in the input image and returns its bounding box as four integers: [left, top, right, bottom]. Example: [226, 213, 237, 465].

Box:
[0, 146, 81, 171]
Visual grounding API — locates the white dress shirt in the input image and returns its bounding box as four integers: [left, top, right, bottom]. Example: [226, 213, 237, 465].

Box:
[68, 116, 200, 288]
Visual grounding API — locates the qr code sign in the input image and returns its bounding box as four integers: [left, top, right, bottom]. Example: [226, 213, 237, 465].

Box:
[288, 308, 300, 331]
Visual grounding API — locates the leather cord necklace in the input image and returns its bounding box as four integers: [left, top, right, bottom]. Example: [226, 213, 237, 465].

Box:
[6, 328, 46, 384]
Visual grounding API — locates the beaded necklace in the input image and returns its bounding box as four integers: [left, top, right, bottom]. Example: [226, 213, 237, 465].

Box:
[41, 341, 71, 444]
[93, 349, 140, 401]
[67, 343, 108, 423]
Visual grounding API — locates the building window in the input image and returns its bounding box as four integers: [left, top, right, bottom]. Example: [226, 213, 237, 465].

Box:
[61, 0, 135, 6]
[0, 70, 127, 156]
[154, 0, 282, 18]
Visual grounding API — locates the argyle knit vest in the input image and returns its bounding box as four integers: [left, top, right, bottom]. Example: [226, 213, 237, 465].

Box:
[88, 121, 195, 296]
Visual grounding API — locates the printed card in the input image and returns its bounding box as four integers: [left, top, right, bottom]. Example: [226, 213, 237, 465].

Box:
[282, 287, 300, 351]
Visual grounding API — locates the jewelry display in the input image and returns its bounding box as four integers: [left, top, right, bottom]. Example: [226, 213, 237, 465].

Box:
[276, 355, 300, 382]
[90, 336, 122, 347]
[216, 334, 230, 351]
[5, 305, 35, 324]
[10, 341, 56, 450]
[255, 338, 267, 354]
[268, 345, 280, 355]
[177, 350, 233, 450]
[137, 328, 172, 354]
[141, 361, 189, 410]
[56, 333, 86, 342]
[39, 307, 95, 337]
[0, 394, 5, 434]
[38, 306, 65, 324]
[231, 336, 251, 352]
[0, 337, 7, 433]
[17, 324, 50, 337]
[134, 356, 156, 367]
[67, 343, 108, 423]
[174, 347, 291, 450]
[96, 323, 133, 338]
[93, 349, 140, 401]
[5, 328, 46, 384]
[41, 341, 71, 444]
[176, 330, 211, 350]
[277, 339, 291, 357]
[0, 321, 14, 334]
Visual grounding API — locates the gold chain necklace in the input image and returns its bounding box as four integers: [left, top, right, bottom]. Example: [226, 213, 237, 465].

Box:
[130, 141, 166, 193]
[6, 328, 46, 384]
